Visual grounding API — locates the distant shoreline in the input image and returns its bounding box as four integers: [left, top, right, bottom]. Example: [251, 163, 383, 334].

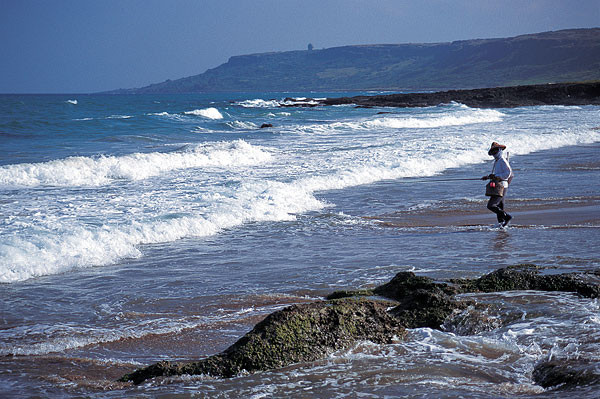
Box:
[317, 82, 600, 108]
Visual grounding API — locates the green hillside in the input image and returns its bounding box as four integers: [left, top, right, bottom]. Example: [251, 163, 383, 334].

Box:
[109, 28, 600, 93]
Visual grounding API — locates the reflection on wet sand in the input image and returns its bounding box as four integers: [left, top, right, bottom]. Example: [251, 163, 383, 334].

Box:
[368, 203, 600, 229]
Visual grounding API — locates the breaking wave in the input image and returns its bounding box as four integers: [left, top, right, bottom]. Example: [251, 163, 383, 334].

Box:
[0, 178, 323, 283]
[289, 107, 505, 135]
[236, 99, 281, 108]
[2, 101, 599, 283]
[226, 120, 258, 130]
[0, 140, 271, 187]
[4, 125, 598, 283]
[184, 107, 224, 119]
[365, 109, 504, 128]
[235, 98, 320, 108]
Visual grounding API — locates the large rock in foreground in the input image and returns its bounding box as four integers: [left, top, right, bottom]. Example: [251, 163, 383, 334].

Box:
[121, 265, 600, 385]
[121, 298, 405, 384]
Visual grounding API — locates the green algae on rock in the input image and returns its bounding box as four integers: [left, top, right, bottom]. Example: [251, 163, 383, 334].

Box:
[451, 265, 600, 298]
[120, 298, 405, 385]
[371, 271, 469, 329]
[119, 265, 600, 386]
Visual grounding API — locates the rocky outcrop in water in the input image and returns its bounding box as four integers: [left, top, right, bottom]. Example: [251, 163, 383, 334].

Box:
[452, 264, 600, 297]
[120, 298, 405, 384]
[120, 265, 600, 385]
[319, 82, 600, 109]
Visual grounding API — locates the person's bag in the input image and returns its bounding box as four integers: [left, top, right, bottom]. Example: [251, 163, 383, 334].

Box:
[485, 180, 504, 196]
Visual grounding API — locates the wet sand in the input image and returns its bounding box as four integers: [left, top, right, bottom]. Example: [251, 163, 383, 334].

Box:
[368, 203, 600, 228]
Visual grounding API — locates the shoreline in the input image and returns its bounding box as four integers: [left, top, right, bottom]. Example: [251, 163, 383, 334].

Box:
[368, 203, 600, 228]
[316, 82, 600, 108]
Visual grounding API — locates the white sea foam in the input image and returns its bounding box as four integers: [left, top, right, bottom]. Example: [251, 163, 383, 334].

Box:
[289, 107, 504, 135]
[148, 111, 189, 122]
[0, 140, 271, 188]
[282, 98, 320, 106]
[0, 174, 324, 283]
[365, 109, 504, 129]
[73, 115, 133, 121]
[66, 99, 78, 105]
[536, 105, 583, 110]
[236, 99, 281, 108]
[236, 98, 320, 108]
[2, 105, 599, 283]
[226, 120, 258, 130]
[184, 107, 224, 119]
[106, 114, 133, 119]
[3, 123, 599, 283]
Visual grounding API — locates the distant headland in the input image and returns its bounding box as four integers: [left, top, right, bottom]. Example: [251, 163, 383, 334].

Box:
[105, 28, 600, 94]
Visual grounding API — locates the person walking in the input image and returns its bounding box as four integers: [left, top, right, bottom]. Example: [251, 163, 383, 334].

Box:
[482, 142, 513, 227]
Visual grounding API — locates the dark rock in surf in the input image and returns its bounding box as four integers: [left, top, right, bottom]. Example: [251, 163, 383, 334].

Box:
[119, 265, 600, 385]
[318, 82, 600, 109]
[451, 264, 600, 298]
[325, 289, 373, 300]
[533, 360, 600, 389]
[260, 123, 273, 128]
[120, 298, 405, 384]
[441, 304, 504, 335]
[372, 271, 469, 329]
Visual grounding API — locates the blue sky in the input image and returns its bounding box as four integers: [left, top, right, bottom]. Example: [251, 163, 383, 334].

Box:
[1, 0, 598, 93]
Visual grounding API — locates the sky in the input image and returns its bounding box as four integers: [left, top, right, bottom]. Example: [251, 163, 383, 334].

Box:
[1, 0, 598, 93]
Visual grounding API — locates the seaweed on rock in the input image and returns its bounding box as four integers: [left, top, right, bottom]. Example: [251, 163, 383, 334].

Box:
[120, 298, 405, 384]
[120, 265, 600, 386]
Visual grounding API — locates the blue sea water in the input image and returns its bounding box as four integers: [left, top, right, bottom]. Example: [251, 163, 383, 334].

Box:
[0, 93, 599, 398]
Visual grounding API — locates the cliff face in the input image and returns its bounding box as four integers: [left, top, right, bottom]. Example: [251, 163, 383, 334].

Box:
[110, 28, 600, 93]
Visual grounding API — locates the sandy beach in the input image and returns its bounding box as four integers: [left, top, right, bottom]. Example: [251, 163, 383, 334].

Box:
[369, 202, 600, 228]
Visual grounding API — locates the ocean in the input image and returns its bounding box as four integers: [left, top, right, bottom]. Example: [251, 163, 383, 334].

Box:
[1, 92, 599, 398]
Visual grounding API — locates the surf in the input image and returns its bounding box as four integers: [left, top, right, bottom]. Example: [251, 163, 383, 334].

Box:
[0, 140, 271, 188]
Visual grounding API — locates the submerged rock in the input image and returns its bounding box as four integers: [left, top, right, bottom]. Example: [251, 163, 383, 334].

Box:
[319, 82, 600, 109]
[120, 298, 405, 384]
[533, 360, 600, 389]
[442, 305, 504, 335]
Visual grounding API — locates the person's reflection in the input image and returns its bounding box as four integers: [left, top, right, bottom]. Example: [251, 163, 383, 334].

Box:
[493, 229, 511, 254]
